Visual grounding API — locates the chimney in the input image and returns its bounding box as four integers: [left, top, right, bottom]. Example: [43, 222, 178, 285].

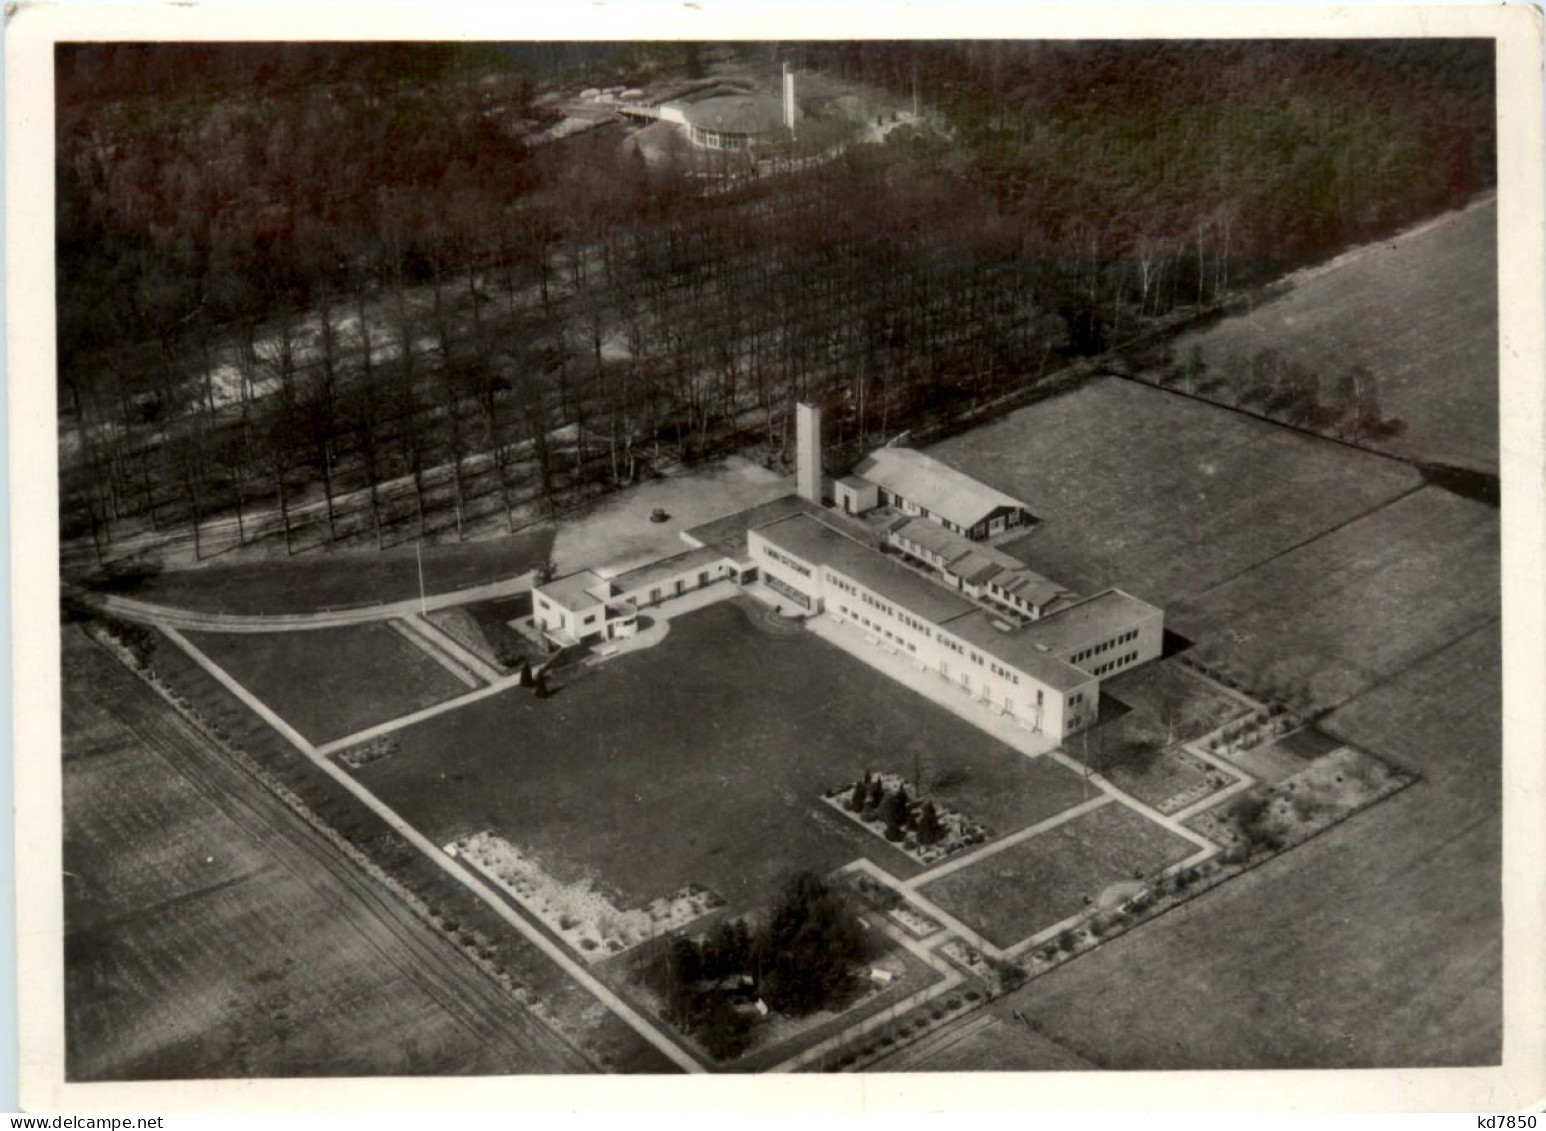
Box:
[782, 61, 798, 132]
[796, 402, 822, 503]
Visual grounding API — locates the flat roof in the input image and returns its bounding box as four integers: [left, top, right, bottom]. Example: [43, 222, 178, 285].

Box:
[679, 94, 785, 135]
[683, 494, 827, 562]
[854, 448, 1030, 530]
[1018, 589, 1164, 656]
[892, 518, 1068, 608]
[756, 514, 979, 625]
[607, 545, 728, 594]
[536, 569, 607, 612]
[937, 610, 1094, 692]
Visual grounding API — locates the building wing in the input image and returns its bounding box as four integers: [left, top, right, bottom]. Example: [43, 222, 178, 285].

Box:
[853, 447, 1030, 530]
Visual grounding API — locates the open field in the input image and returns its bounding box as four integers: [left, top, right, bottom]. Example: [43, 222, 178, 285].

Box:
[962, 620, 1500, 1069]
[928, 376, 1422, 606]
[183, 622, 473, 745]
[86, 529, 554, 616]
[918, 802, 1199, 949]
[867, 1012, 1096, 1072]
[1172, 196, 1498, 473]
[62, 629, 584, 1079]
[353, 598, 1089, 916]
[1169, 485, 1499, 713]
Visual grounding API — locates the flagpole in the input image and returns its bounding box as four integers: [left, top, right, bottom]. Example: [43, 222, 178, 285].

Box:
[416, 539, 427, 617]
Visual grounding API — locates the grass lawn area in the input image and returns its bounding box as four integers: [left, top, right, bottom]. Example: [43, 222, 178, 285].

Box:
[184, 622, 472, 745]
[88, 529, 554, 616]
[927, 375, 1421, 606]
[1099, 747, 1225, 814]
[1173, 196, 1497, 474]
[918, 801, 1199, 949]
[985, 622, 1499, 1069]
[1061, 662, 1246, 810]
[353, 598, 1088, 916]
[1170, 485, 1499, 714]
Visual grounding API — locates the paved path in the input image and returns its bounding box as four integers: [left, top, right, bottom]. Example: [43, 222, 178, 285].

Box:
[161, 626, 705, 1074]
[799, 608, 1060, 760]
[73, 570, 536, 633]
[399, 614, 505, 685]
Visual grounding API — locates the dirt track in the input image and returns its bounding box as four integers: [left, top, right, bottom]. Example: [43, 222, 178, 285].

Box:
[65, 630, 589, 1076]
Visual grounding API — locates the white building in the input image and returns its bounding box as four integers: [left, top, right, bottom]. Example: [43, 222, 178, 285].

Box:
[532, 546, 735, 649]
[845, 447, 1035, 540]
[535, 399, 1164, 743]
[746, 509, 1164, 741]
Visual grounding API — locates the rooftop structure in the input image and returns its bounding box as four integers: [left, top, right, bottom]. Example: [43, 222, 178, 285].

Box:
[888, 517, 1071, 615]
[757, 513, 979, 625]
[851, 447, 1034, 539]
[1011, 589, 1165, 662]
[682, 494, 831, 564]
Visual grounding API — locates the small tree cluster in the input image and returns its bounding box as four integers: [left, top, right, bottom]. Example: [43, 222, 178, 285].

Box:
[644, 871, 870, 1057]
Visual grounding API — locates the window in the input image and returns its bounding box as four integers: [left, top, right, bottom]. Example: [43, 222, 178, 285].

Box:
[583, 613, 597, 625]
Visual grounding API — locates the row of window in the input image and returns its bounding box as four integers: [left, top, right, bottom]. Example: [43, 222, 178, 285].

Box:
[989, 661, 1022, 686]
[764, 547, 812, 578]
[1091, 651, 1138, 677]
[1071, 628, 1140, 666]
[841, 606, 920, 654]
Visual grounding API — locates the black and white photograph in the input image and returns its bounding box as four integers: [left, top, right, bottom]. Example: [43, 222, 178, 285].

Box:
[9, 2, 1544, 1113]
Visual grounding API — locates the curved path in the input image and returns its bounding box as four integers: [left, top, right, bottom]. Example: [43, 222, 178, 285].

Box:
[68, 569, 536, 634]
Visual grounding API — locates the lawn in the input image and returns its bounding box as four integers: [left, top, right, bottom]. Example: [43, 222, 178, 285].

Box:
[1172, 196, 1498, 474]
[980, 621, 1500, 1069]
[918, 801, 1199, 950]
[183, 621, 472, 745]
[1169, 485, 1499, 714]
[353, 597, 1090, 916]
[926, 375, 1421, 606]
[1061, 661, 1246, 811]
[88, 528, 554, 616]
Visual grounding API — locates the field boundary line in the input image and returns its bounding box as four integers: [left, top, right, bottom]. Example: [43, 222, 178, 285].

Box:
[160, 625, 707, 1075]
[1179, 481, 1427, 598]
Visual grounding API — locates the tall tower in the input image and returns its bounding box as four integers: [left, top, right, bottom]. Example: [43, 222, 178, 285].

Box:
[782, 61, 798, 133]
[796, 402, 822, 503]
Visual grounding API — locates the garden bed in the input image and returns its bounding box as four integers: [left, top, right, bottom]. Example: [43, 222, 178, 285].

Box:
[1187, 744, 1415, 855]
[821, 772, 991, 866]
[334, 733, 399, 770]
[447, 830, 724, 963]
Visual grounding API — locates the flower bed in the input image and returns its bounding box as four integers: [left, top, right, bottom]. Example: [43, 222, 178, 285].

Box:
[447, 830, 723, 963]
[822, 772, 991, 866]
[335, 733, 399, 770]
